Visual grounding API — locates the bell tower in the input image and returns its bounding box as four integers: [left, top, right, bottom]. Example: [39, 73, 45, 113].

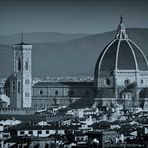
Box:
[12, 32, 32, 108]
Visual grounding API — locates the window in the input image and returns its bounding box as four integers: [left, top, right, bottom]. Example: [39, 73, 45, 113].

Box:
[25, 79, 29, 85]
[38, 131, 42, 135]
[20, 131, 25, 135]
[40, 90, 43, 95]
[69, 90, 74, 96]
[28, 131, 33, 135]
[106, 78, 111, 85]
[12, 81, 15, 91]
[25, 92, 29, 97]
[46, 131, 49, 134]
[18, 81, 21, 93]
[18, 58, 21, 71]
[141, 80, 144, 84]
[124, 79, 130, 85]
[25, 61, 28, 70]
[55, 90, 58, 96]
[12, 81, 15, 94]
[5, 90, 8, 96]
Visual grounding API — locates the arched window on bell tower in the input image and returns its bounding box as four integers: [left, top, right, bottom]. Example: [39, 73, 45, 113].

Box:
[25, 61, 28, 70]
[18, 58, 21, 72]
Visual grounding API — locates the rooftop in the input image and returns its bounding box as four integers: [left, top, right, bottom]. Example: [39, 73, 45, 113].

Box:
[9, 123, 79, 131]
[33, 81, 94, 88]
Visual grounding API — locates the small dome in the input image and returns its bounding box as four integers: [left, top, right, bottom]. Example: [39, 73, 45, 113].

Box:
[95, 17, 148, 78]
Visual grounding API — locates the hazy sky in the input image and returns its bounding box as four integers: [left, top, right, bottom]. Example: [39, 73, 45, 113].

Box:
[0, 0, 148, 35]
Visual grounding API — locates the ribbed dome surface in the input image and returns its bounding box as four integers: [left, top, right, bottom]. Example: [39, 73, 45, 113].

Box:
[97, 39, 148, 72]
[95, 17, 148, 76]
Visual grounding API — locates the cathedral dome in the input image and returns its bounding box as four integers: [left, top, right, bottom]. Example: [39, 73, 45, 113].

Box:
[95, 17, 148, 78]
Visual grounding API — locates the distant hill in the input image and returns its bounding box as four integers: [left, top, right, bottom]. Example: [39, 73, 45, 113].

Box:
[1, 28, 148, 78]
[0, 32, 89, 45]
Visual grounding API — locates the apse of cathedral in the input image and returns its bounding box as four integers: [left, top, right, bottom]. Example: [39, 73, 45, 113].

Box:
[4, 17, 148, 111]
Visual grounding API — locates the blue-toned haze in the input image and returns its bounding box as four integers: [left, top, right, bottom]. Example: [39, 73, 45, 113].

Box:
[0, 0, 147, 35]
[0, 0, 148, 78]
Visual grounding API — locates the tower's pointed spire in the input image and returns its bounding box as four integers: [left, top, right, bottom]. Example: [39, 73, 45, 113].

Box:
[115, 16, 128, 39]
[21, 30, 24, 44]
[15, 30, 29, 45]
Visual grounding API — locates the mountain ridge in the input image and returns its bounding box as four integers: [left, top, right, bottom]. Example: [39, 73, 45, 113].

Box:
[1, 28, 148, 79]
[0, 32, 90, 45]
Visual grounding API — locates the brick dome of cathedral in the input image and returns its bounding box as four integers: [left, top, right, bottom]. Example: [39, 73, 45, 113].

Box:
[95, 17, 148, 78]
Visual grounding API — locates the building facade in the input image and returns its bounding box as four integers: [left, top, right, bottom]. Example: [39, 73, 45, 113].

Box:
[32, 81, 94, 110]
[94, 17, 148, 110]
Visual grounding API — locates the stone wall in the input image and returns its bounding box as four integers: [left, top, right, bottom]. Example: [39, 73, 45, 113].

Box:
[0, 108, 34, 115]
